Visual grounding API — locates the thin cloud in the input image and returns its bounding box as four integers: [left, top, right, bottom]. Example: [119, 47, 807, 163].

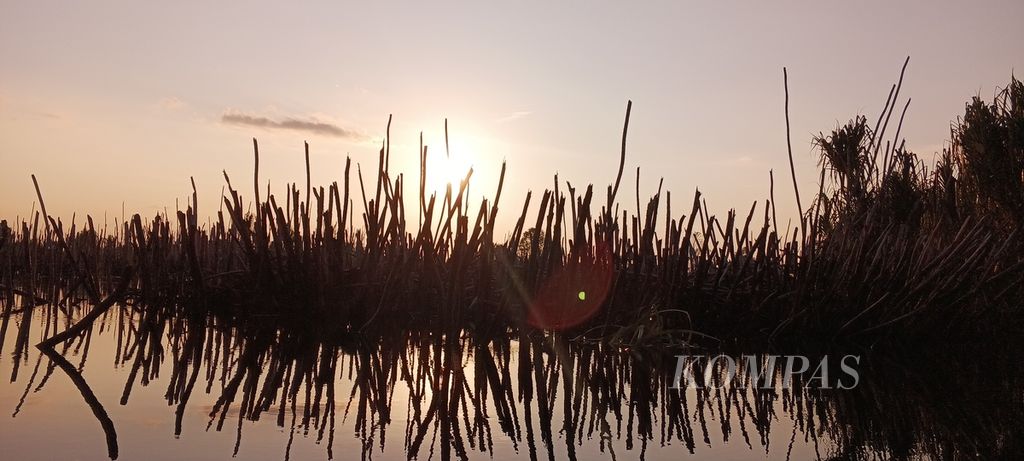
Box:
[725, 155, 755, 167]
[709, 155, 763, 169]
[496, 111, 532, 123]
[157, 97, 185, 110]
[221, 110, 366, 140]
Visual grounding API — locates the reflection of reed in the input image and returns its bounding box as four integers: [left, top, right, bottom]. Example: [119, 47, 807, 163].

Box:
[37, 338, 119, 459]
[4, 296, 1022, 460]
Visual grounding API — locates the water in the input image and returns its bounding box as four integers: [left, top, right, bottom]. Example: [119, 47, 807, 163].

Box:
[1, 299, 1021, 460]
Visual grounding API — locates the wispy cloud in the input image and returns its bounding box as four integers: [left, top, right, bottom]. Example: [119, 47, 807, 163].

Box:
[157, 96, 185, 111]
[36, 111, 61, 119]
[724, 155, 755, 167]
[496, 111, 532, 123]
[221, 110, 366, 140]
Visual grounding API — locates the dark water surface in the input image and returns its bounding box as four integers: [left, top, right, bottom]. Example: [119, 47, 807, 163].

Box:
[1, 298, 1021, 460]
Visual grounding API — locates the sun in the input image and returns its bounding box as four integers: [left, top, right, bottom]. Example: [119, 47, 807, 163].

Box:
[424, 137, 476, 198]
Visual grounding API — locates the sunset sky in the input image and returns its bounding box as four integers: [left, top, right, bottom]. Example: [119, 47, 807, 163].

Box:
[2, 1, 1022, 234]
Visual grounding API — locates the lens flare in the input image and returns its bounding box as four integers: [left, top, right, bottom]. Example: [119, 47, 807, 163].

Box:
[527, 243, 613, 331]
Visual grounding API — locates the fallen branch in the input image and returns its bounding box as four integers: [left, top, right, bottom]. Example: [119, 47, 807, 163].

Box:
[36, 267, 133, 350]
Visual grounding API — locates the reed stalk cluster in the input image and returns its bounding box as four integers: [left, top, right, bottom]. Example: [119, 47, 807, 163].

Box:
[1, 66, 1021, 347]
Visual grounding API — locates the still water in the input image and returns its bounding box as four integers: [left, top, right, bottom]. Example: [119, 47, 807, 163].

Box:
[1, 299, 1021, 460]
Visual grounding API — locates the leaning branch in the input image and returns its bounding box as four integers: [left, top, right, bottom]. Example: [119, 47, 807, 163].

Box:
[36, 266, 133, 350]
[783, 68, 805, 244]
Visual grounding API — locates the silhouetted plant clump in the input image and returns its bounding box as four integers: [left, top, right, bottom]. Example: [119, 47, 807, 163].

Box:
[1, 66, 1022, 349]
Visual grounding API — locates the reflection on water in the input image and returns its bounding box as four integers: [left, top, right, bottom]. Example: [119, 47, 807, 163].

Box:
[1, 295, 1022, 460]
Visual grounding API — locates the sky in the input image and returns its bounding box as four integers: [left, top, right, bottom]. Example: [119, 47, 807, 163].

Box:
[1, 1, 1022, 235]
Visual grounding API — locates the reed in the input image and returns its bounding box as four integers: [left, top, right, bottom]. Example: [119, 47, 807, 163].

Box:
[2, 64, 1023, 461]
[0, 65, 1021, 350]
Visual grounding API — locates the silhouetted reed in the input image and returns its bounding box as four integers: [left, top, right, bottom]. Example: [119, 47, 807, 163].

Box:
[2, 63, 1021, 349]
[2, 62, 1024, 459]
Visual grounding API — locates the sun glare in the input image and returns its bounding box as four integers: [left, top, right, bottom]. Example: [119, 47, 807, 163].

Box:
[425, 137, 477, 197]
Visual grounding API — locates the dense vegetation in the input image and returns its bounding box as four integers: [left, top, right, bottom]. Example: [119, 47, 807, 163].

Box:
[1, 65, 1021, 349]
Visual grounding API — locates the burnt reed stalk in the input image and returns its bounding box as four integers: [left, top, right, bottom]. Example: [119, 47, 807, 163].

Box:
[1, 65, 1022, 349]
